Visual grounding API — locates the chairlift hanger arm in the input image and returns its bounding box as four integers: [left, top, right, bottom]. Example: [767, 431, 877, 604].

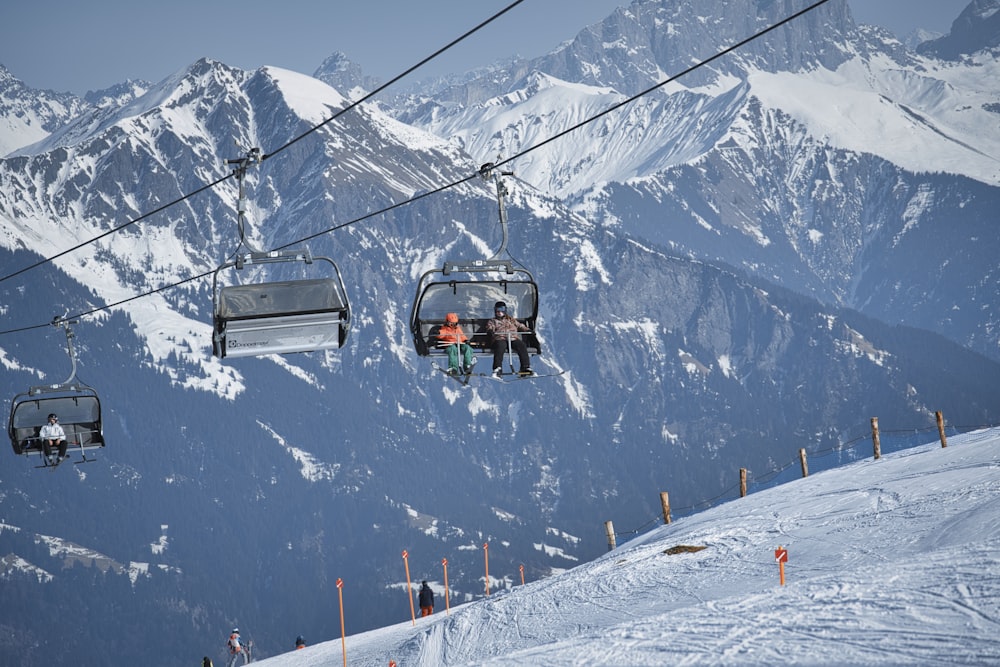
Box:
[479, 159, 514, 261]
[226, 147, 264, 255]
[50, 314, 80, 387]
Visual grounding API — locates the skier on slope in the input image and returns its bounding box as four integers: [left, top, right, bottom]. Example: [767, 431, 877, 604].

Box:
[226, 628, 250, 666]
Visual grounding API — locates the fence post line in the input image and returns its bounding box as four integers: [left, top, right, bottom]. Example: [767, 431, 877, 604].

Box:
[936, 411, 948, 448]
[799, 448, 809, 478]
[871, 417, 881, 460]
[659, 491, 672, 524]
[739, 468, 748, 497]
[604, 520, 617, 551]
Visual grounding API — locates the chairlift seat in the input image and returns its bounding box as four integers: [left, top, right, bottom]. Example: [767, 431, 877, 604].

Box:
[8, 389, 104, 457]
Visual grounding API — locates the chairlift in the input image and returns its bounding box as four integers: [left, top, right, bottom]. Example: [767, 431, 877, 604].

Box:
[212, 250, 351, 358]
[7, 316, 105, 465]
[410, 162, 541, 361]
[210, 148, 351, 359]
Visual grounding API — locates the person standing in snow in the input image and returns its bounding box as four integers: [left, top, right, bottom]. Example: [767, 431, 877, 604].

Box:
[202, 657, 214, 667]
[418, 580, 435, 617]
[295, 635, 306, 650]
[486, 301, 532, 376]
[437, 312, 476, 375]
[226, 628, 250, 666]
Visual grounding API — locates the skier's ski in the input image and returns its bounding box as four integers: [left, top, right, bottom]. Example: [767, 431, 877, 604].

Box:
[481, 369, 566, 383]
[433, 363, 473, 386]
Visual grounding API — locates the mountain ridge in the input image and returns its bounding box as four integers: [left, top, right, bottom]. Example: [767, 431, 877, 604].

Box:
[1, 1, 998, 665]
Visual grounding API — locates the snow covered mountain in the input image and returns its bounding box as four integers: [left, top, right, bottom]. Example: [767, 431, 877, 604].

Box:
[394, 0, 1000, 361]
[1, 1, 998, 665]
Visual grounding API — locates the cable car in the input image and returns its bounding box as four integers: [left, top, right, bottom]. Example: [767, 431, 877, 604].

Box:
[409, 163, 541, 366]
[211, 148, 351, 359]
[7, 317, 104, 465]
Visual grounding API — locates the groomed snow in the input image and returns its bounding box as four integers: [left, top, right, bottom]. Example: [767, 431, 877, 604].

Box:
[245, 428, 1000, 666]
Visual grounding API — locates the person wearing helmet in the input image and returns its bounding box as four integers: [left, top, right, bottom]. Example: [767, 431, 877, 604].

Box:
[486, 301, 532, 376]
[226, 628, 250, 666]
[437, 312, 476, 375]
[39, 413, 67, 463]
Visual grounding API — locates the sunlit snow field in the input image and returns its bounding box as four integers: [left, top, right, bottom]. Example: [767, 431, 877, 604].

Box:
[249, 428, 1000, 666]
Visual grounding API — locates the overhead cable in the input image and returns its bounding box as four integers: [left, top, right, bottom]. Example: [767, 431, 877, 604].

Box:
[0, 0, 527, 288]
[0, 0, 830, 336]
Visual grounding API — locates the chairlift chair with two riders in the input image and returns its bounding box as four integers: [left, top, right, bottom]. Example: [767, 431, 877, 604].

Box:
[7, 315, 105, 467]
[410, 162, 543, 378]
[212, 148, 351, 359]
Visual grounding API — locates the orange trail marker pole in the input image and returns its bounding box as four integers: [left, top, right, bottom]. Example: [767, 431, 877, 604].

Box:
[402, 550, 415, 625]
[442, 557, 451, 615]
[774, 546, 788, 586]
[519, 564, 525, 586]
[483, 542, 491, 596]
[336, 578, 346, 667]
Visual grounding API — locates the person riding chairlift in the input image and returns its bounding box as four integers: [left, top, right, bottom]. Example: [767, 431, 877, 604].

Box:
[486, 301, 532, 376]
[437, 312, 476, 375]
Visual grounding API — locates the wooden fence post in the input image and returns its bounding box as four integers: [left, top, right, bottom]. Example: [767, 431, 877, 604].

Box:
[936, 411, 948, 448]
[871, 417, 881, 460]
[739, 468, 748, 497]
[799, 448, 809, 477]
[604, 520, 616, 551]
[659, 491, 672, 525]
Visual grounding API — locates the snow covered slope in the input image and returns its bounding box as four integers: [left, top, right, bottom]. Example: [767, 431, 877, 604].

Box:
[254, 428, 1000, 666]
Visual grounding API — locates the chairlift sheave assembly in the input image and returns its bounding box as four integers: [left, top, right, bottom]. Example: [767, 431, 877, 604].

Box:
[410, 162, 541, 363]
[7, 315, 105, 466]
[211, 148, 351, 359]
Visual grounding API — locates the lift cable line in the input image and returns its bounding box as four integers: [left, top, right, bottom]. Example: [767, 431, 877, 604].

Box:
[0, 173, 233, 286]
[0, 0, 528, 288]
[0, 0, 830, 337]
[487, 0, 833, 174]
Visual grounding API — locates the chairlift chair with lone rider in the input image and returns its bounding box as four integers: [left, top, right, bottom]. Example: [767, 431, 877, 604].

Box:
[7, 315, 105, 467]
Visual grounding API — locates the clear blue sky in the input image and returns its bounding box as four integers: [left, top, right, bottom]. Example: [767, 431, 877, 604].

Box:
[2, 1, 971, 95]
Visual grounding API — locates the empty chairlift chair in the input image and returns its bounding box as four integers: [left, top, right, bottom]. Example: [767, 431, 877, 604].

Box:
[212, 252, 351, 358]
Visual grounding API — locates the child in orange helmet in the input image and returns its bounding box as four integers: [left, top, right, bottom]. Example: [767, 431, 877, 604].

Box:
[437, 312, 476, 374]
